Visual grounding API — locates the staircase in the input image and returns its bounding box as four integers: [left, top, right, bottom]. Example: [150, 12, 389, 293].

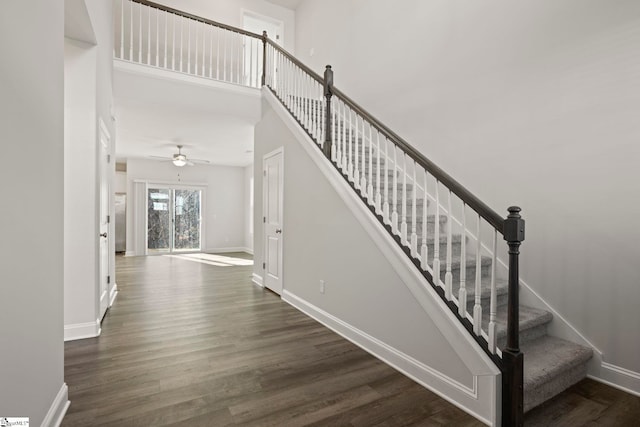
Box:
[337, 122, 594, 414]
[116, 0, 595, 424]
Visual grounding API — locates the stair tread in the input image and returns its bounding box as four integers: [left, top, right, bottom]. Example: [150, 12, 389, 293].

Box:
[521, 336, 593, 390]
[492, 305, 553, 340]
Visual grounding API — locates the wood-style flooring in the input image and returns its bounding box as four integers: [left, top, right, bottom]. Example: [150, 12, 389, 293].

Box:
[62, 253, 640, 426]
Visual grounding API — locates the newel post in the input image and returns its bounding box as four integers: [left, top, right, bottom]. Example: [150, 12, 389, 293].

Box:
[502, 206, 525, 426]
[261, 31, 267, 86]
[323, 65, 334, 159]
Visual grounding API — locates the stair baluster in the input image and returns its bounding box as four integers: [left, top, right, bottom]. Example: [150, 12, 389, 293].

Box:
[473, 214, 483, 335]
[445, 189, 453, 300]
[458, 203, 467, 317]
[420, 170, 428, 270]
[410, 161, 418, 256]
[433, 181, 441, 286]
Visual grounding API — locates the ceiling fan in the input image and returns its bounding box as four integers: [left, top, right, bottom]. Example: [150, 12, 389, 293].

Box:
[149, 145, 210, 167]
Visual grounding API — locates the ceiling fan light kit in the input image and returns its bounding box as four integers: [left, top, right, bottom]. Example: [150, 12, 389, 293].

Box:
[150, 145, 210, 167]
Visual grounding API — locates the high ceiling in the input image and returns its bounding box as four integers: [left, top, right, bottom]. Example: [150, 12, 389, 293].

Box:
[114, 65, 262, 167]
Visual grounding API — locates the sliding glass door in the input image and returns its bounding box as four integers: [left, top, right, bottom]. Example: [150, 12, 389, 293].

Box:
[147, 187, 201, 253]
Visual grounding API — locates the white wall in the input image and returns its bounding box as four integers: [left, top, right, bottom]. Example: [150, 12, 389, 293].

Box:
[294, 0, 640, 383]
[64, 37, 99, 335]
[244, 164, 255, 252]
[126, 159, 247, 254]
[0, 0, 67, 424]
[63, 0, 116, 341]
[154, 0, 296, 53]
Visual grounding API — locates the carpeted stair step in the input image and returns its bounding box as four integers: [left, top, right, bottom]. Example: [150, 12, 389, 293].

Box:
[435, 252, 493, 285]
[521, 336, 593, 412]
[492, 305, 553, 349]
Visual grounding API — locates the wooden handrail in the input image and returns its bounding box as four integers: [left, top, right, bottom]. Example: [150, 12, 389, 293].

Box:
[266, 40, 503, 232]
[267, 39, 324, 84]
[129, 0, 263, 40]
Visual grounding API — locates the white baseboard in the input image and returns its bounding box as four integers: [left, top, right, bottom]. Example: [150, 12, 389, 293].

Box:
[109, 284, 118, 307]
[252, 273, 264, 287]
[124, 251, 137, 257]
[589, 362, 640, 397]
[64, 319, 101, 341]
[41, 383, 70, 427]
[282, 290, 493, 426]
[205, 247, 252, 254]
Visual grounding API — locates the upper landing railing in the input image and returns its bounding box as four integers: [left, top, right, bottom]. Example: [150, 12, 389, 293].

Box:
[114, 1, 525, 424]
[114, 0, 265, 87]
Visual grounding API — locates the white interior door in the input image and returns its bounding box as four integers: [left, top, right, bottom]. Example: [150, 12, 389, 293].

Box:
[98, 121, 111, 320]
[263, 148, 284, 295]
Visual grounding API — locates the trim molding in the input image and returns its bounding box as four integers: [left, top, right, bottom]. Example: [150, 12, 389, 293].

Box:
[589, 362, 640, 397]
[252, 273, 264, 287]
[283, 290, 491, 426]
[205, 247, 252, 254]
[109, 284, 118, 307]
[41, 383, 70, 427]
[64, 319, 101, 342]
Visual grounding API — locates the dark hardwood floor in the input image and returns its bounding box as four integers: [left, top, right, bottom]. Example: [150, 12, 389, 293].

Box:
[62, 253, 640, 426]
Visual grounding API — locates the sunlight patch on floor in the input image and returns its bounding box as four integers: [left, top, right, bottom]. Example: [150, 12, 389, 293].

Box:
[165, 253, 253, 267]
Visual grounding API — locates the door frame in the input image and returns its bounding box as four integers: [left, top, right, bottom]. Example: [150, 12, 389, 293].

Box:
[262, 147, 284, 294]
[98, 118, 111, 321]
[144, 182, 207, 255]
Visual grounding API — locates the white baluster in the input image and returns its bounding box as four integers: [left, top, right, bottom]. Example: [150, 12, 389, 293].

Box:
[400, 153, 408, 244]
[216, 27, 220, 79]
[164, 10, 168, 68]
[433, 182, 441, 285]
[156, 7, 159, 66]
[194, 21, 198, 74]
[129, 0, 133, 60]
[488, 230, 498, 353]
[341, 101, 347, 170]
[410, 161, 418, 256]
[354, 115, 360, 189]
[202, 25, 206, 76]
[360, 119, 367, 191]
[120, 0, 124, 59]
[444, 190, 453, 300]
[420, 170, 428, 269]
[209, 26, 214, 78]
[375, 131, 382, 213]
[138, 2, 142, 63]
[230, 31, 235, 83]
[171, 13, 176, 70]
[458, 203, 467, 317]
[348, 109, 354, 181]
[179, 16, 183, 72]
[367, 125, 373, 200]
[223, 28, 227, 81]
[147, 6, 151, 65]
[473, 215, 483, 335]
[332, 97, 337, 163]
[237, 33, 241, 84]
[383, 138, 390, 223]
[391, 147, 399, 234]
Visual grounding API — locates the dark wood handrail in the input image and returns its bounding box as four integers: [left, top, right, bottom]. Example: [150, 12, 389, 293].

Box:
[331, 90, 504, 232]
[266, 39, 503, 232]
[267, 39, 324, 84]
[129, 0, 263, 40]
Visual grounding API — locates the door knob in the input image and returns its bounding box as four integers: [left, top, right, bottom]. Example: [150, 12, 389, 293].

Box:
[275, 228, 282, 234]
[100, 232, 108, 238]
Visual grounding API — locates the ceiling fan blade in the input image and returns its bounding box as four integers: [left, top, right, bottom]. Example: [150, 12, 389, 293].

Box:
[189, 158, 211, 164]
[185, 161, 195, 166]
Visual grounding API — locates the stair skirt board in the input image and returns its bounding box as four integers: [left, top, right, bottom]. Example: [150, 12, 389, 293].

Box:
[283, 290, 496, 427]
[264, 87, 501, 424]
